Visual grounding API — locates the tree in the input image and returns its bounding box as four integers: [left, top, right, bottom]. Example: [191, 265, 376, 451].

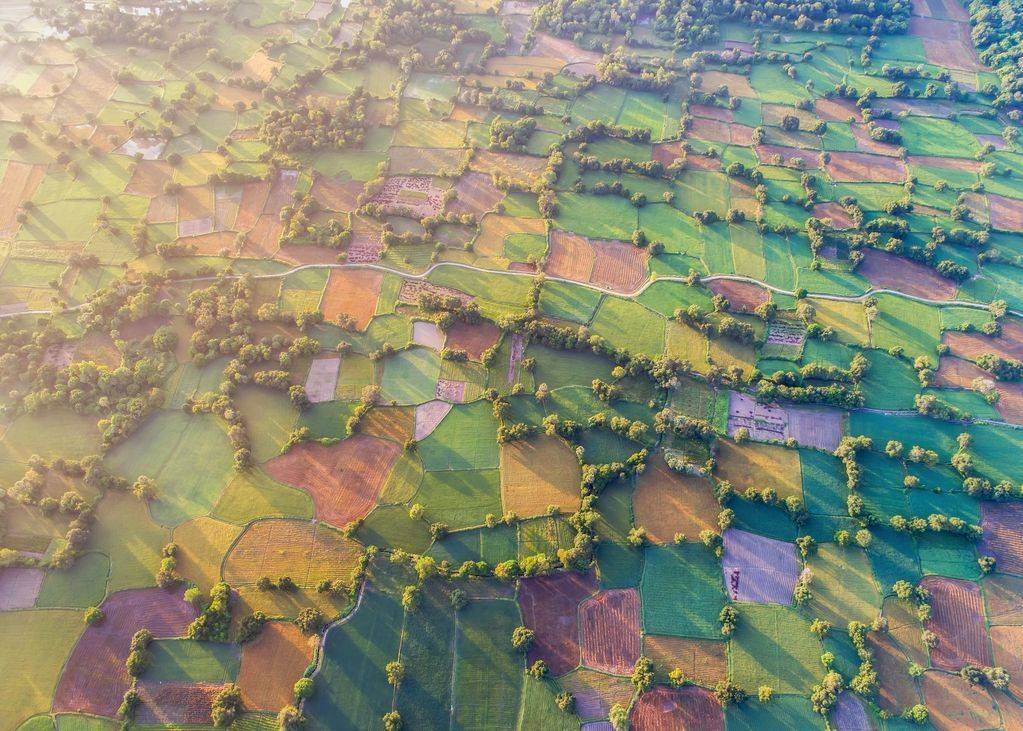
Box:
[382, 711, 403, 731]
[294, 677, 314, 699]
[512, 625, 535, 651]
[713, 680, 747, 707]
[277, 705, 305, 731]
[609, 702, 629, 730]
[295, 607, 325, 635]
[630, 656, 654, 692]
[211, 683, 243, 726]
[84, 606, 105, 625]
[758, 686, 774, 703]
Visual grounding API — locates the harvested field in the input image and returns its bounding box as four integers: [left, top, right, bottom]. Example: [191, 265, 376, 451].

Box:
[518, 569, 597, 676]
[263, 169, 299, 217]
[988, 193, 1023, 232]
[699, 71, 755, 98]
[223, 519, 362, 588]
[371, 175, 444, 218]
[690, 116, 731, 145]
[984, 573, 1023, 625]
[642, 635, 727, 687]
[934, 356, 990, 390]
[414, 400, 452, 440]
[0, 161, 44, 235]
[450, 171, 504, 216]
[311, 175, 362, 212]
[560, 669, 635, 722]
[990, 625, 1023, 698]
[172, 516, 242, 592]
[979, 501, 1023, 576]
[825, 152, 906, 183]
[721, 528, 800, 604]
[857, 248, 956, 300]
[632, 456, 718, 543]
[714, 439, 803, 500]
[629, 685, 723, 731]
[236, 181, 270, 232]
[500, 436, 581, 516]
[412, 320, 446, 349]
[238, 621, 316, 710]
[136, 682, 224, 725]
[264, 437, 401, 528]
[53, 587, 196, 717]
[651, 141, 684, 166]
[398, 280, 471, 306]
[908, 154, 983, 173]
[321, 268, 383, 330]
[921, 576, 992, 670]
[705, 279, 769, 312]
[0, 567, 43, 610]
[590, 238, 647, 294]
[390, 147, 465, 176]
[921, 670, 1000, 730]
[579, 588, 641, 674]
[812, 202, 854, 230]
[475, 214, 544, 258]
[305, 356, 340, 404]
[445, 320, 501, 360]
[870, 631, 922, 714]
[471, 150, 548, 189]
[547, 229, 595, 282]
[361, 406, 415, 443]
[784, 405, 843, 452]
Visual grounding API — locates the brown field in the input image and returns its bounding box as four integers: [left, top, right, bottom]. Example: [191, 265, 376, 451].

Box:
[579, 589, 641, 675]
[361, 406, 415, 443]
[263, 169, 299, 217]
[500, 436, 582, 516]
[238, 621, 316, 710]
[276, 243, 339, 267]
[921, 576, 992, 670]
[980, 502, 1023, 575]
[881, 597, 929, 666]
[690, 104, 733, 122]
[714, 440, 803, 500]
[264, 437, 401, 528]
[389, 146, 466, 176]
[172, 516, 242, 592]
[825, 152, 907, 183]
[706, 278, 769, 311]
[984, 573, 1023, 625]
[642, 635, 727, 687]
[944, 319, 1023, 362]
[398, 280, 471, 306]
[445, 320, 501, 360]
[990, 625, 1023, 698]
[137, 682, 224, 725]
[690, 116, 731, 145]
[814, 97, 858, 122]
[450, 171, 505, 216]
[518, 569, 597, 676]
[811, 201, 855, 230]
[147, 194, 179, 223]
[320, 268, 383, 330]
[753, 143, 808, 166]
[699, 71, 755, 98]
[629, 685, 723, 731]
[177, 185, 214, 223]
[590, 239, 647, 294]
[53, 588, 197, 717]
[851, 122, 902, 156]
[311, 175, 362, 212]
[235, 181, 271, 232]
[908, 155, 983, 174]
[988, 193, 1023, 231]
[560, 669, 635, 722]
[921, 671, 1000, 730]
[870, 631, 922, 714]
[0, 162, 45, 235]
[529, 32, 602, 65]
[476, 214, 544, 258]
[652, 141, 684, 167]
[934, 356, 989, 389]
[546, 229, 595, 282]
[471, 149, 548, 189]
[857, 248, 956, 300]
[632, 456, 718, 543]
[223, 518, 362, 588]
[239, 215, 283, 258]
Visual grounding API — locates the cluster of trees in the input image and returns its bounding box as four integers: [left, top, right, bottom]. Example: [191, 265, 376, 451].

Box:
[259, 90, 369, 153]
[278, 196, 352, 249]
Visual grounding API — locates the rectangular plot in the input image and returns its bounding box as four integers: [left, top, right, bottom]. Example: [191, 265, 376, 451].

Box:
[305, 356, 340, 404]
[453, 599, 524, 729]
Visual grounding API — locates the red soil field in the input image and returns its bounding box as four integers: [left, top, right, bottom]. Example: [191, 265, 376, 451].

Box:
[852, 122, 902, 156]
[987, 194, 1023, 232]
[320, 268, 383, 330]
[53, 588, 197, 717]
[690, 117, 731, 145]
[706, 278, 769, 311]
[264, 436, 401, 528]
[518, 569, 597, 676]
[729, 124, 755, 146]
[690, 104, 733, 122]
[651, 141, 684, 167]
[908, 155, 984, 174]
[444, 320, 501, 360]
[870, 631, 922, 713]
[136, 682, 224, 725]
[579, 589, 641, 675]
[921, 576, 992, 670]
[547, 229, 595, 282]
[0, 161, 44, 235]
[825, 152, 907, 183]
[629, 686, 723, 731]
[238, 621, 315, 710]
[125, 160, 174, 198]
[450, 171, 504, 216]
[990, 625, 1023, 698]
[934, 356, 989, 389]
[815, 97, 858, 122]
[812, 202, 854, 229]
[235, 181, 270, 232]
[980, 501, 1023, 575]
[944, 319, 1023, 363]
[754, 144, 808, 166]
[263, 169, 299, 217]
[311, 175, 363, 212]
[642, 635, 727, 687]
[856, 248, 956, 300]
[590, 238, 647, 294]
[921, 670, 1001, 730]
[240, 214, 283, 258]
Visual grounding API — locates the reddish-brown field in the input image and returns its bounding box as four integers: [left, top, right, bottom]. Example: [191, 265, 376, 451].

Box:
[690, 117, 731, 145]
[815, 97, 858, 122]
[518, 569, 597, 676]
[445, 320, 501, 360]
[264, 436, 401, 528]
[560, 669, 634, 722]
[984, 573, 1023, 625]
[320, 268, 383, 330]
[311, 175, 362, 212]
[871, 631, 923, 714]
[238, 621, 316, 710]
[136, 682, 224, 725]
[754, 143, 807, 166]
[857, 248, 956, 300]
[235, 181, 270, 232]
[126, 160, 174, 198]
[450, 171, 505, 216]
[944, 319, 1023, 362]
[988, 194, 1023, 231]
[908, 155, 984, 174]
[579, 589, 641, 675]
[0, 161, 44, 235]
[706, 279, 769, 311]
[53, 588, 197, 717]
[547, 229, 595, 282]
[825, 152, 907, 183]
[690, 104, 733, 122]
[652, 141, 684, 167]
[590, 239, 647, 294]
[629, 686, 723, 731]
[632, 456, 718, 543]
[990, 625, 1023, 698]
[811, 202, 855, 230]
[980, 502, 1023, 575]
[921, 671, 1001, 730]
[642, 635, 727, 687]
[921, 576, 992, 670]
[361, 406, 415, 443]
[934, 356, 989, 389]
